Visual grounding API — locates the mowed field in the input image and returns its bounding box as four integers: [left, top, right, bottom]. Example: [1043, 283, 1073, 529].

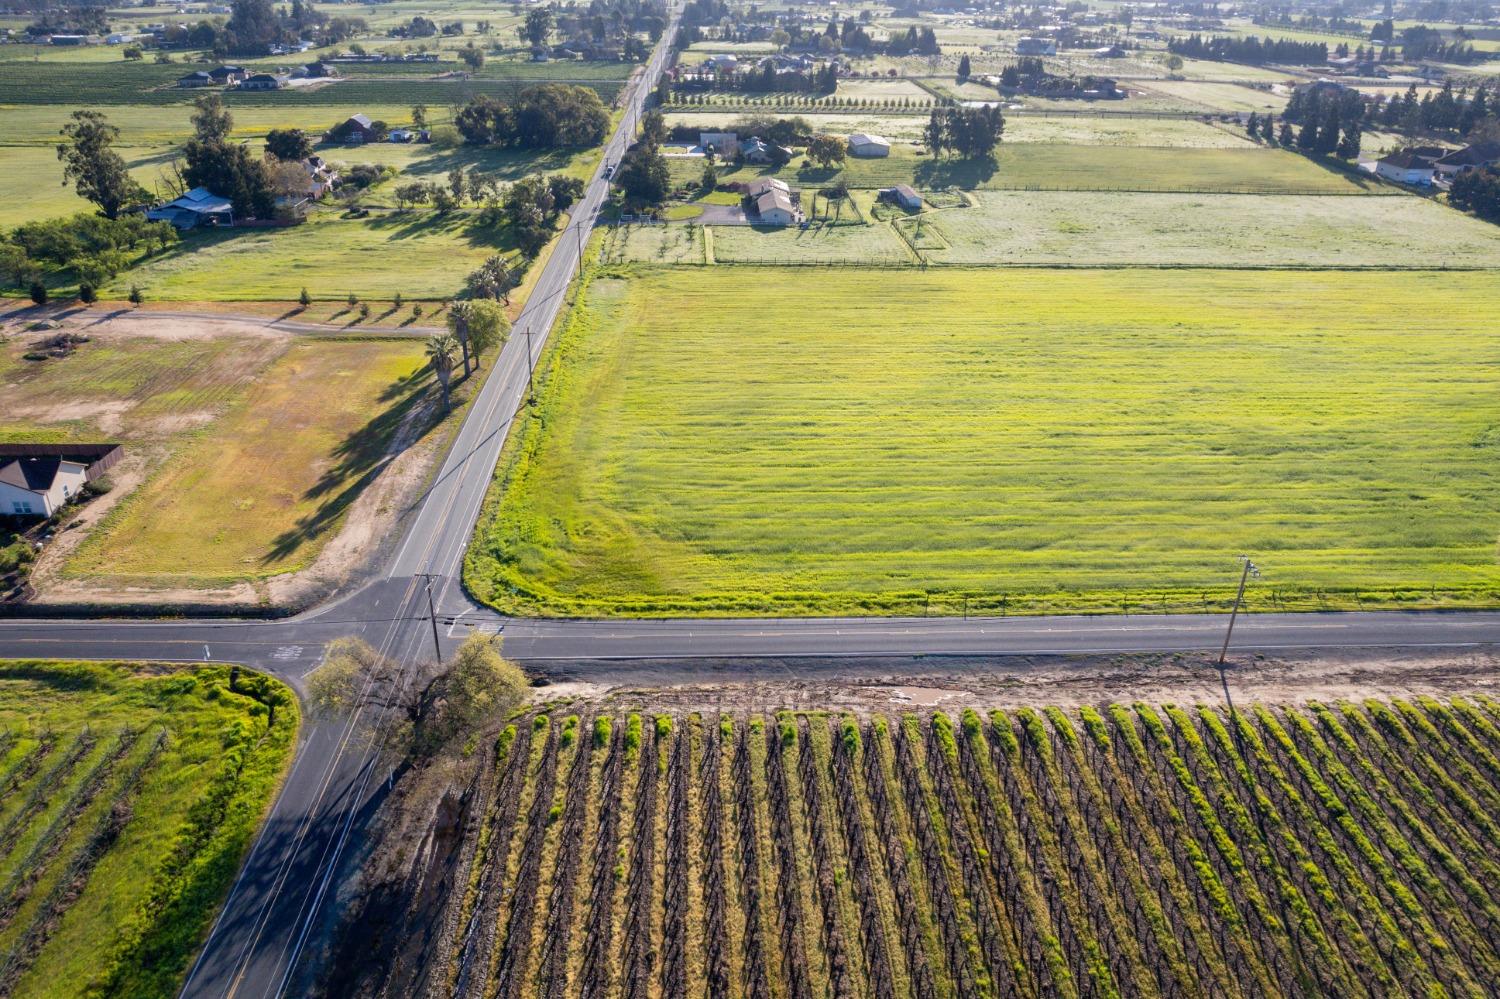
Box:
[469, 267, 1500, 616]
[67, 338, 432, 584]
[0, 660, 295, 998]
[346, 698, 1500, 997]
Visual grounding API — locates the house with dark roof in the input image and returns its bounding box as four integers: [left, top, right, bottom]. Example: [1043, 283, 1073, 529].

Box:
[0, 444, 121, 518]
[239, 72, 287, 91]
[1374, 147, 1442, 186]
[208, 64, 247, 84]
[177, 70, 214, 87]
[1435, 141, 1500, 181]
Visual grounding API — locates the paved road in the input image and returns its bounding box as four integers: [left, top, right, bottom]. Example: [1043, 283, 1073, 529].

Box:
[4, 16, 1500, 997]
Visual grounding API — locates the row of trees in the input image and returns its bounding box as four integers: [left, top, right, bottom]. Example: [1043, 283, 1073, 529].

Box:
[1372, 81, 1499, 136]
[454, 85, 611, 148]
[1168, 33, 1328, 65]
[923, 105, 1006, 159]
[1246, 109, 1361, 159]
[1, 214, 176, 296]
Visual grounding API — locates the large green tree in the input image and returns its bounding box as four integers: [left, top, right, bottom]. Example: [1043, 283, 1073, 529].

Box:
[183, 95, 274, 217]
[57, 110, 143, 220]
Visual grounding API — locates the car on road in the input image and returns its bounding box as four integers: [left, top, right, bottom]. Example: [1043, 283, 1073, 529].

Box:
[604, 163, 615, 179]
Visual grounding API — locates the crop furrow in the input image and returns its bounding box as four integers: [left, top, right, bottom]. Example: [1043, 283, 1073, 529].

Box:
[615, 716, 661, 999]
[661, 723, 691, 999]
[578, 719, 629, 998]
[0, 737, 52, 811]
[536, 718, 595, 998]
[1405, 699, 1500, 806]
[492, 718, 561, 999]
[764, 717, 816, 999]
[698, 717, 733, 998]
[862, 719, 941, 999]
[829, 718, 901, 999]
[733, 721, 773, 999]
[796, 718, 861, 999]
[892, 717, 983, 998]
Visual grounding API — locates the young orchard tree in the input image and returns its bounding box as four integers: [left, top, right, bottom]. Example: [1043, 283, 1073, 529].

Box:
[425, 332, 459, 410]
[57, 110, 144, 220]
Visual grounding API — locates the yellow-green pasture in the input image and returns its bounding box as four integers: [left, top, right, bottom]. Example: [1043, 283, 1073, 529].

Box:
[468, 267, 1500, 616]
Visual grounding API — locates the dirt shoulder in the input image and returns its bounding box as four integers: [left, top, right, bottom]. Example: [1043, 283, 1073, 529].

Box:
[525, 646, 1500, 715]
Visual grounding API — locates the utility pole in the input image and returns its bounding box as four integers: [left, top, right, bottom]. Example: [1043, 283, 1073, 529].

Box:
[416, 573, 443, 664]
[1217, 554, 1259, 667]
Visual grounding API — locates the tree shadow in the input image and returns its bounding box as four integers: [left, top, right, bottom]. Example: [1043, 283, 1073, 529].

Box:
[260, 366, 437, 566]
[913, 155, 997, 190]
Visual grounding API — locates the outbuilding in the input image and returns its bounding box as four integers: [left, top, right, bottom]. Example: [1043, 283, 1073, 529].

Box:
[848, 132, 891, 157]
[146, 186, 235, 228]
[1374, 147, 1440, 186]
[885, 184, 923, 210]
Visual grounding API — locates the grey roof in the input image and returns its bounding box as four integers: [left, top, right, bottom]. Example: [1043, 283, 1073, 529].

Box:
[1437, 141, 1500, 167]
[0, 456, 62, 493]
[348, 113, 373, 128]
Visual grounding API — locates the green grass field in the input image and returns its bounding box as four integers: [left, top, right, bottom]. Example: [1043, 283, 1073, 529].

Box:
[0, 660, 295, 998]
[101, 210, 510, 300]
[68, 338, 433, 584]
[675, 144, 1381, 194]
[467, 266, 1500, 616]
[912, 191, 1500, 267]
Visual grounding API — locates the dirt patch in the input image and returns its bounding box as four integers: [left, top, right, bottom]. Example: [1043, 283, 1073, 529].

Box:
[7, 400, 133, 434]
[27, 449, 157, 589]
[525, 647, 1500, 716]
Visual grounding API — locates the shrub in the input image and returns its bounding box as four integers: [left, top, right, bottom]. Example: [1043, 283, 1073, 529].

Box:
[77, 282, 96, 303]
[593, 716, 612, 748]
[128, 284, 143, 305]
[358, 302, 370, 319]
[29, 281, 47, 305]
[346, 291, 358, 307]
[299, 287, 311, 307]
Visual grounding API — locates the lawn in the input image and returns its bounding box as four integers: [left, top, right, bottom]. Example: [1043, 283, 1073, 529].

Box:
[102, 209, 511, 300]
[0, 659, 296, 999]
[67, 338, 433, 584]
[0, 330, 286, 442]
[0, 143, 179, 226]
[674, 144, 1381, 194]
[913, 191, 1500, 268]
[468, 267, 1500, 616]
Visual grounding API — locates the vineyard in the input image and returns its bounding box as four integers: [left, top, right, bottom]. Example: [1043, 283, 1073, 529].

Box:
[339, 696, 1500, 997]
[0, 661, 296, 999]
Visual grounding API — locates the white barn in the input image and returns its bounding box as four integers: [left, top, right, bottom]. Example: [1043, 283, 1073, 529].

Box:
[848, 133, 891, 157]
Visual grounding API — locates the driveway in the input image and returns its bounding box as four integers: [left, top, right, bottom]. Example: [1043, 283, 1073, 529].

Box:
[692, 203, 747, 224]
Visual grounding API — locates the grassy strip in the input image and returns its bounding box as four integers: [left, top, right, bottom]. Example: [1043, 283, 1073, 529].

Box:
[798, 716, 868, 997]
[764, 714, 819, 999]
[736, 716, 777, 998]
[0, 733, 97, 856]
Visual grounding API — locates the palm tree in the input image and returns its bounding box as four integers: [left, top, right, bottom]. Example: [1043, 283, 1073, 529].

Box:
[446, 301, 473, 374]
[426, 333, 459, 410]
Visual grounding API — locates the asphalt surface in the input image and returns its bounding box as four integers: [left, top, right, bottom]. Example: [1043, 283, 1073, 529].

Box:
[5, 17, 1500, 997]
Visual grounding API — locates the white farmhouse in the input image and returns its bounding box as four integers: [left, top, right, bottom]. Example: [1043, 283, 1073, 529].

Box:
[0, 445, 121, 518]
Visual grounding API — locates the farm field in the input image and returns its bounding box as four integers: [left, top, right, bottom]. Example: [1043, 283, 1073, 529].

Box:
[469, 267, 1500, 617]
[100, 211, 511, 300]
[670, 144, 1380, 194]
[0, 660, 296, 999]
[712, 221, 915, 264]
[1132, 79, 1289, 113]
[66, 337, 432, 585]
[337, 698, 1500, 998]
[0, 144, 179, 226]
[912, 191, 1500, 268]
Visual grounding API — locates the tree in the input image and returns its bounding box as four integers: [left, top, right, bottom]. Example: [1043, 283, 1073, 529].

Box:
[184, 96, 273, 217]
[129, 284, 143, 305]
[459, 45, 484, 71]
[394, 181, 430, 210]
[1278, 120, 1295, 146]
[1245, 112, 1260, 139]
[446, 300, 475, 373]
[299, 287, 311, 307]
[547, 174, 584, 210]
[447, 167, 469, 204]
[615, 141, 670, 204]
[30, 281, 47, 305]
[701, 161, 717, 193]
[226, 0, 281, 55]
[57, 110, 143, 220]
[265, 127, 312, 161]
[411, 104, 429, 129]
[522, 6, 553, 47]
[466, 254, 519, 303]
[426, 332, 459, 410]
[463, 299, 510, 368]
[1337, 122, 1361, 159]
[640, 108, 668, 147]
[956, 53, 971, 83]
[191, 94, 234, 145]
[123, 46, 143, 60]
[806, 133, 848, 168]
[305, 635, 528, 759]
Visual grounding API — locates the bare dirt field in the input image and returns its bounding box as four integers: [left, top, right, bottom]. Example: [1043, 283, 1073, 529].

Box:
[530, 646, 1500, 715]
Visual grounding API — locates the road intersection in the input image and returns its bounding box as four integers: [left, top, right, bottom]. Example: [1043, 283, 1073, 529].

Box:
[3, 13, 1499, 996]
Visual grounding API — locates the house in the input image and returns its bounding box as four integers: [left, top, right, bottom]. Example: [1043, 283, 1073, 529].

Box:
[702, 53, 738, 72]
[1374, 147, 1441, 186]
[1435, 141, 1500, 181]
[755, 188, 798, 225]
[0, 444, 121, 519]
[884, 184, 923, 210]
[293, 60, 336, 78]
[177, 70, 215, 87]
[746, 177, 791, 199]
[48, 34, 100, 45]
[1016, 36, 1057, 55]
[699, 131, 740, 157]
[208, 64, 246, 84]
[331, 113, 380, 144]
[1093, 44, 1125, 57]
[848, 133, 891, 157]
[297, 155, 339, 197]
[239, 72, 287, 90]
[740, 136, 772, 163]
[145, 186, 234, 228]
[106, 32, 137, 44]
